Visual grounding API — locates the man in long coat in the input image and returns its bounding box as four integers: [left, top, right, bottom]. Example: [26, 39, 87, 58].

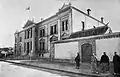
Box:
[75, 53, 80, 69]
[100, 52, 109, 73]
[113, 52, 120, 75]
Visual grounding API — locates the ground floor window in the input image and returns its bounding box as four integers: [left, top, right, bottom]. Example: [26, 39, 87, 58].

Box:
[39, 41, 45, 50]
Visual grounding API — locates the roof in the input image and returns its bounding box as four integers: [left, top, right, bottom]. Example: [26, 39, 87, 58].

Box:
[71, 6, 105, 25]
[36, 3, 106, 26]
[23, 20, 35, 28]
[69, 25, 109, 39]
[36, 3, 71, 25]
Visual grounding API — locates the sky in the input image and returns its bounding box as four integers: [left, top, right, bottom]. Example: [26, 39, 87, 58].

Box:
[0, 0, 120, 47]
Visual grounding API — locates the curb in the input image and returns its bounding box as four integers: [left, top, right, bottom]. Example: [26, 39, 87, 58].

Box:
[3, 60, 111, 77]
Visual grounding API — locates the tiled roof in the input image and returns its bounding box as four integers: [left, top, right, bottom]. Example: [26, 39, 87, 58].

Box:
[69, 26, 108, 39]
[23, 20, 35, 28]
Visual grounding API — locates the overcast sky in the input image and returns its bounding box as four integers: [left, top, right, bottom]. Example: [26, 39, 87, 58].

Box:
[0, 0, 120, 47]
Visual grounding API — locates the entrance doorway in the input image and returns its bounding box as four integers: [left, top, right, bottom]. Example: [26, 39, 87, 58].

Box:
[81, 43, 92, 63]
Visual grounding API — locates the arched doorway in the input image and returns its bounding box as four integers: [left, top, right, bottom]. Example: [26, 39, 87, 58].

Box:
[81, 43, 92, 63]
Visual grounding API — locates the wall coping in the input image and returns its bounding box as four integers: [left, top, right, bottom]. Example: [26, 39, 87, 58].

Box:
[52, 32, 120, 44]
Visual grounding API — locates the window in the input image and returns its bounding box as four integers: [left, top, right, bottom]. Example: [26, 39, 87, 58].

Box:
[54, 25, 57, 34]
[65, 20, 68, 30]
[62, 21, 64, 31]
[50, 26, 53, 35]
[50, 24, 57, 35]
[43, 29, 45, 36]
[43, 42, 45, 50]
[40, 30, 42, 37]
[19, 37, 22, 42]
[61, 19, 68, 31]
[25, 30, 27, 39]
[30, 41, 32, 51]
[40, 29, 45, 37]
[30, 28, 32, 38]
[40, 41, 45, 50]
[27, 30, 29, 39]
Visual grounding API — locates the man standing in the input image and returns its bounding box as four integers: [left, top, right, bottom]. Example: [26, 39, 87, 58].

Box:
[100, 52, 109, 73]
[75, 53, 80, 69]
[91, 53, 99, 73]
[113, 52, 120, 75]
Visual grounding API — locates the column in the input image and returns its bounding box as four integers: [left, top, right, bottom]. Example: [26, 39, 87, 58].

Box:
[58, 18, 61, 40]
[69, 11, 72, 35]
[32, 27, 35, 56]
[50, 43, 55, 61]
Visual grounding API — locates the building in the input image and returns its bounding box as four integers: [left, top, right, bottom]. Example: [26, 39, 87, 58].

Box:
[14, 30, 24, 56]
[14, 3, 118, 63]
[35, 3, 106, 58]
[23, 20, 36, 56]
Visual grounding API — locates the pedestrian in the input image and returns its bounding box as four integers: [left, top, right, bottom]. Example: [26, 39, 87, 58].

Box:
[91, 53, 99, 73]
[100, 52, 109, 73]
[113, 52, 120, 75]
[75, 53, 80, 69]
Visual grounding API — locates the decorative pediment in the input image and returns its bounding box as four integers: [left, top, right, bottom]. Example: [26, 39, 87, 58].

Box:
[59, 3, 71, 11]
[23, 20, 35, 28]
[50, 35, 58, 42]
[61, 32, 69, 37]
[39, 38, 45, 42]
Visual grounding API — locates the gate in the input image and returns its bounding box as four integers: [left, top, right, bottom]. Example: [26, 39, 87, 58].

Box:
[81, 43, 92, 63]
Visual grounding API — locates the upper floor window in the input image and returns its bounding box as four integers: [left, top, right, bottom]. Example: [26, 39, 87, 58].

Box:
[25, 31, 26, 39]
[19, 37, 22, 42]
[50, 24, 57, 35]
[40, 29, 45, 37]
[30, 28, 32, 38]
[27, 29, 29, 39]
[62, 19, 68, 31]
[50, 26, 53, 35]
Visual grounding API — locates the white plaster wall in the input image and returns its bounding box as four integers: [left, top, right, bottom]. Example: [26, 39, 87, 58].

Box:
[55, 42, 78, 59]
[72, 9, 103, 32]
[72, 9, 84, 32]
[96, 38, 120, 61]
[44, 53, 50, 58]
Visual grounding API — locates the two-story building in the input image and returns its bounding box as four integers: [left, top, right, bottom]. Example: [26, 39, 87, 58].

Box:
[14, 30, 24, 56]
[15, 3, 118, 62]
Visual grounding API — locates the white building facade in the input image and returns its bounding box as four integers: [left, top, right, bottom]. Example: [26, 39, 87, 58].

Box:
[15, 3, 112, 62]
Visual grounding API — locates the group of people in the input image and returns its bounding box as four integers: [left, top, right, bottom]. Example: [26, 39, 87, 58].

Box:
[74, 52, 120, 75]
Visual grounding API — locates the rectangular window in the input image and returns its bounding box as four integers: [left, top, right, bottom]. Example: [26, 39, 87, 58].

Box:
[27, 30, 29, 39]
[62, 21, 64, 31]
[50, 26, 53, 35]
[40, 30, 42, 37]
[30, 41, 32, 51]
[43, 42, 45, 50]
[54, 25, 57, 34]
[25, 31, 27, 39]
[65, 20, 68, 30]
[40, 41, 45, 50]
[43, 29, 45, 37]
[40, 42, 41, 50]
[20, 37, 22, 42]
[31, 28, 32, 38]
[25, 31, 26, 39]
[40, 29, 45, 37]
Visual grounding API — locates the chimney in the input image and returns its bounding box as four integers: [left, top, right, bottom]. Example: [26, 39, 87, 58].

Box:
[31, 17, 34, 22]
[87, 9, 91, 15]
[81, 21, 85, 31]
[41, 18, 44, 21]
[101, 17, 104, 23]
